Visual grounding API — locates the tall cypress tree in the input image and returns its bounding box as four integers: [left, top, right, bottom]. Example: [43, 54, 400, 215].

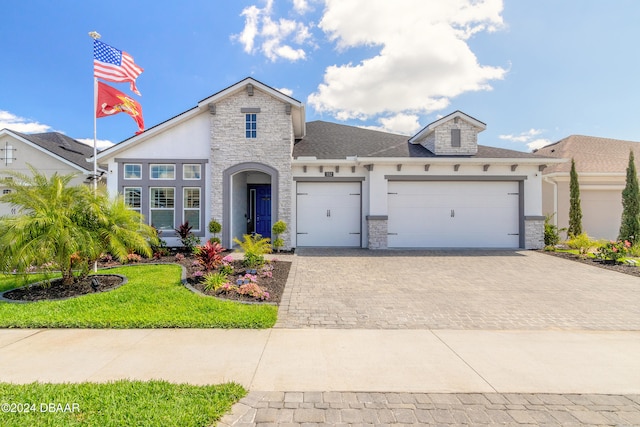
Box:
[568, 158, 582, 237]
[619, 150, 640, 243]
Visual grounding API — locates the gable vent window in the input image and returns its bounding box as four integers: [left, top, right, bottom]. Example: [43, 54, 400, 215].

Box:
[2, 143, 16, 165]
[451, 129, 461, 148]
[245, 113, 257, 139]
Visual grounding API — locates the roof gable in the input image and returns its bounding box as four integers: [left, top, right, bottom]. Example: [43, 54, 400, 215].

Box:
[0, 129, 94, 172]
[97, 77, 306, 161]
[536, 135, 640, 174]
[409, 110, 486, 144]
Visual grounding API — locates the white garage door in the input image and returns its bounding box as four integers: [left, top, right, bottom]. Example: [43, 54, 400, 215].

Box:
[296, 181, 361, 247]
[581, 190, 622, 240]
[388, 181, 520, 248]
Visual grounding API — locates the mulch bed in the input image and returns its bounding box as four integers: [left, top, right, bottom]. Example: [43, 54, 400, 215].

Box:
[100, 252, 290, 304]
[2, 275, 125, 302]
[541, 250, 640, 278]
[188, 260, 291, 304]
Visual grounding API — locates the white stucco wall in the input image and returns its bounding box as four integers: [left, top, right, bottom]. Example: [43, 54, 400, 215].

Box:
[0, 134, 90, 216]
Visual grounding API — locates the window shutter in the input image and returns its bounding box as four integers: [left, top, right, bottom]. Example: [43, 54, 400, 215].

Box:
[451, 129, 461, 147]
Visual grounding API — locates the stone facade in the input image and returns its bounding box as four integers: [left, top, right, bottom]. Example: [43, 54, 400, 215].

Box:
[366, 216, 388, 249]
[524, 217, 545, 249]
[419, 118, 479, 156]
[209, 85, 294, 249]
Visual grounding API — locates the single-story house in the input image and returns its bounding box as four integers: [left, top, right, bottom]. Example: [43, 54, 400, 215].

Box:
[96, 77, 561, 249]
[0, 129, 99, 216]
[537, 135, 640, 240]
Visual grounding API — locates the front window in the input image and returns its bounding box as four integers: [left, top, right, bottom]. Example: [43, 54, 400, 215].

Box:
[124, 164, 142, 179]
[183, 164, 201, 180]
[150, 187, 175, 230]
[123, 187, 141, 213]
[183, 187, 201, 230]
[245, 114, 257, 139]
[150, 164, 175, 180]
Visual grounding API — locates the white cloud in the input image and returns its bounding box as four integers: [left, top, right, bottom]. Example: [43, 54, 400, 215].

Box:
[0, 110, 52, 133]
[499, 129, 551, 151]
[499, 129, 542, 143]
[292, 0, 310, 14]
[233, 0, 313, 62]
[527, 138, 553, 151]
[76, 138, 115, 150]
[308, 0, 506, 122]
[361, 113, 422, 135]
[276, 87, 294, 97]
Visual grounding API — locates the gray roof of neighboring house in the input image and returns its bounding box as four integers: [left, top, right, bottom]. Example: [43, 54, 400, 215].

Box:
[293, 121, 550, 160]
[535, 135, 640, 174]
[10, 131, 94, 171]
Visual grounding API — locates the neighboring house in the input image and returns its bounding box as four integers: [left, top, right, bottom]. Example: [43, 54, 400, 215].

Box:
[0, 129, 99, 216]
[537, 135, 640, 241]
[96, 77, 561, 249]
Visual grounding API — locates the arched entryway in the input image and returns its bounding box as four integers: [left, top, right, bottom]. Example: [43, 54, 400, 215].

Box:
[222, 162, 279, 248]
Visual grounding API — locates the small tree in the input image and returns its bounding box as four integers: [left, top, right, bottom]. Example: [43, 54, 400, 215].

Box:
[567, 158, 582, 237]
[619, 150, 640, 243]
[543, 213, 560, 247]
[0, 167, 157, 285]
[208, 219, 222, 244]
[271, 220, 287, 252]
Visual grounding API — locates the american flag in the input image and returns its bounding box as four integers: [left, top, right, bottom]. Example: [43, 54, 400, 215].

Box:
[93, 40, 144, 96]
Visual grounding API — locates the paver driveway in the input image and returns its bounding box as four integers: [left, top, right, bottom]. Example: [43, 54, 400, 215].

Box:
[276, 249, 640, 330]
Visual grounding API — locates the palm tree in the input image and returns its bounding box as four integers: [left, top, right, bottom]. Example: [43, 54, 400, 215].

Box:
[0, 167, 157, 285]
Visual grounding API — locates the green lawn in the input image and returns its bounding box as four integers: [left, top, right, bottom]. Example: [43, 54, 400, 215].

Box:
[0, 380, 245, 427]
[0, 265, 277, 328]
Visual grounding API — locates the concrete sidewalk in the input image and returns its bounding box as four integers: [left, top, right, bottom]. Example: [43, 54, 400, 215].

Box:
[1, 328, 639, 394]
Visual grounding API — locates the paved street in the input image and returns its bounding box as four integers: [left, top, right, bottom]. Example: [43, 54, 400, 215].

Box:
[220, 391, 640, 427]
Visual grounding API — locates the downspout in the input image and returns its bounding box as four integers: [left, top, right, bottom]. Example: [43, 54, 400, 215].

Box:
[543, 176, 558, 226]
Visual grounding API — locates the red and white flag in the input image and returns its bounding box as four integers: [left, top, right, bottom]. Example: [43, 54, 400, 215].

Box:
[96, 81, 144, 134]
[93, 40, 144, 96]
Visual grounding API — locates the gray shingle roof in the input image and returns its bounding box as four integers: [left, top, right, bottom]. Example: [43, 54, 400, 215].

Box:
[535, 135, 640, 174]
[11, 131, 94, 171]
[294, 121, 550, 160]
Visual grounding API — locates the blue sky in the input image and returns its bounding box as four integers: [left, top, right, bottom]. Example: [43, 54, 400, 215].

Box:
[1, 0, 639, 151]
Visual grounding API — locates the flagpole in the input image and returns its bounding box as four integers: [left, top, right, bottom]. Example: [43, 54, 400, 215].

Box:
[89, 31, 101, 274]
[89, 31, 101, 192]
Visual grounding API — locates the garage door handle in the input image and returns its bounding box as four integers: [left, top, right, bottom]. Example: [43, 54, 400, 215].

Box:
[327, 209, 331, 217]
[451, 209, 455, 217]
[508, 233, 519, 236]
[387, 233, 398, 235]
[349, 232, 360, 235]
[297, 232, 308, 235]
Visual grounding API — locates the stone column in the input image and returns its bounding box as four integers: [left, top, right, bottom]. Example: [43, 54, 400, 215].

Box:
[367, 216, 388, 249]
[524, 216, 545, 249]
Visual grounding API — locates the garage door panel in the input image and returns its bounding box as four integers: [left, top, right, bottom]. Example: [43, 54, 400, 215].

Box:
[581, 190, 622, 240]
[297, 182, 361, 247]
[388, 181, 519, 248]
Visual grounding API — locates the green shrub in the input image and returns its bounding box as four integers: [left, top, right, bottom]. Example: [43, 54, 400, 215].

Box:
[544, 214, 560, 246]
[203, 272, 229, 292]
[233, 234, 272, 268]
[566, 233, 595, 257]
[220, 263, 234, 276]
[595, 240, 631, 263]
[209, 237, 221, 245]
[628, 243, 640, 257]
[271, 220, 287, 252]
[272, 220, 287, 235]
[208, 219, 222, 234]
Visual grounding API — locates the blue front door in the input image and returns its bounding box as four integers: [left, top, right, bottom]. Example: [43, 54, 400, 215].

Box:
[249, 184, 271, 238]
